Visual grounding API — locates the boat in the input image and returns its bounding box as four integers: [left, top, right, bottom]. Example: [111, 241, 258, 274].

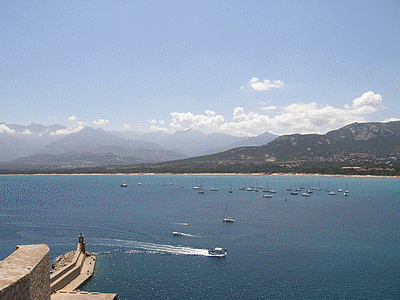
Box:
[344, 183, 349, 196]
[290, 191, 298, 195]
[199, 190, 204, 194]
[328, 191, 337, 195]
[173, 231, 184, 236]
[210, 179, 218, 191]
[228, 182, 233, 193]
[208, 247, 227, 257]
[302, 192, 310, 197]
[222, 203, 234, 222]
[223, 217, 235, 222]
[120, 180, 127, 187]
[263, 193, 273, 198]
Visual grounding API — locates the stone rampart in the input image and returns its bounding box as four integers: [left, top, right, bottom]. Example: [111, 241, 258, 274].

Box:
[0, 244, 50, 300]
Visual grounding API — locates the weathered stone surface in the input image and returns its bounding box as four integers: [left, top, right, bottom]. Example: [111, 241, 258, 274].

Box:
[0, 244, 50, 300]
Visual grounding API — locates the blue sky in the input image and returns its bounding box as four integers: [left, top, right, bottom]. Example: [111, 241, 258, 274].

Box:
[1, 0, 399, 136]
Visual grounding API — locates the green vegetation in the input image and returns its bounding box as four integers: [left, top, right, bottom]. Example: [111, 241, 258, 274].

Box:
[1, 121, 399, 176]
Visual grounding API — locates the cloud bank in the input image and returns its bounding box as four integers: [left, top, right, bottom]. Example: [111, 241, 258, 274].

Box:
[0, 124, 15, 134]
[94, 119, 109, 126]
[50, 125, 84, 136]
[149, 91, 383, 136]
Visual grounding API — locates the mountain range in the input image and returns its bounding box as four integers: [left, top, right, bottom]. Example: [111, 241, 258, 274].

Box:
[1, 121, 399, 175]
[0, 122, 277, 169]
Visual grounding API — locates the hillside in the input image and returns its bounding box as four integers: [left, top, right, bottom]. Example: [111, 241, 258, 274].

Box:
[1, 121, 399, 175]
[124, 121, 400, 175]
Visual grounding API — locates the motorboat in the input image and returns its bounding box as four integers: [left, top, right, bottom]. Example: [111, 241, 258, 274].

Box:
[208, 247, 227, 257]
[263, 193, 273, 198]
[199, 190, 204, 194]
[223, 217, 235, 223]
[302, 192, 310, 197]
[173, 231, 184, 236]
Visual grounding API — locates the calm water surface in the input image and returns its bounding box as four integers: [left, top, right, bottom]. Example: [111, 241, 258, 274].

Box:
[0, 175, 399, 299]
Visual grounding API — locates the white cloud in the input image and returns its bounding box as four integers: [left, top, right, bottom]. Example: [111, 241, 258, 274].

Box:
[344, 91, 382, 115]
[383, 118, 400, 123]
[169, 110, 225, 132]
[146, 91, 385, 137]
[50, 125, 84, 136]
[77, 121, 88, 126]
[260, 105, 277, 112]
[68, 116, 76, 121]
[249, 77, 284, 91]
[218, 91, 384, 136]
[148, 119, 157, 125]
[124, 123, 131, 129]
[22, 129, 32, 135]
[93, 119, 109, 126]
[150, 125, 169, 133]
[0, 124, 15, 134]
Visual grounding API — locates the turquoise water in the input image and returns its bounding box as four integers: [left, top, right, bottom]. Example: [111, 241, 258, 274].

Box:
[0, 175, 399, 299]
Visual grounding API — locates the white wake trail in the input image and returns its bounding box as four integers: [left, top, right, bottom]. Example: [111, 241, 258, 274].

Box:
[95, 238, 210, 256]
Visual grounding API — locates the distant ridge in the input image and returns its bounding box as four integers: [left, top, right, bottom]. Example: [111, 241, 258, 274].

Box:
[1, 121, 399, 175]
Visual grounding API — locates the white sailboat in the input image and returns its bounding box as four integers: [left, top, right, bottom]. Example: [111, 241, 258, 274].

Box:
[228, 181, 233, 193]
[222, 203, 234, 223]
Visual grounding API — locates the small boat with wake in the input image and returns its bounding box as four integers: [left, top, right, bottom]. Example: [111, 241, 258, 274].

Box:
[173, 231, 184, 236]
[208, 247, 227, 257]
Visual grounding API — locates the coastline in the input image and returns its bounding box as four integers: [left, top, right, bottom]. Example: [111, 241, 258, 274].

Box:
[1, 172, 399, 178]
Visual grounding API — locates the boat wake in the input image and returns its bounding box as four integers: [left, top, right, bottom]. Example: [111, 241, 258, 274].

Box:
[180, 233, 201, 238]
[173, 222, 191, 226]
[94, 238, 210, 256]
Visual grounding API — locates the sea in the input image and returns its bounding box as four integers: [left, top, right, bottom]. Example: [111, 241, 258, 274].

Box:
[0, 174, 399, 299]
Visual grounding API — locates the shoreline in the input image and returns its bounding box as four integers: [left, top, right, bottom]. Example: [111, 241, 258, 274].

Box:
[1, 172, 399, 179]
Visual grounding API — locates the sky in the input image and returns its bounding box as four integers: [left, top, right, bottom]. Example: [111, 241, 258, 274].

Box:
[1, 0, 399, 137]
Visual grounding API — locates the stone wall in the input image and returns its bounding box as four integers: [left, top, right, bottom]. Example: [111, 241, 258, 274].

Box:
[0, 244, 50, 300]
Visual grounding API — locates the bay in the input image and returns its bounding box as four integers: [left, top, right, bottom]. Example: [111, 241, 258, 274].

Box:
[0, 174, 399, 299]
